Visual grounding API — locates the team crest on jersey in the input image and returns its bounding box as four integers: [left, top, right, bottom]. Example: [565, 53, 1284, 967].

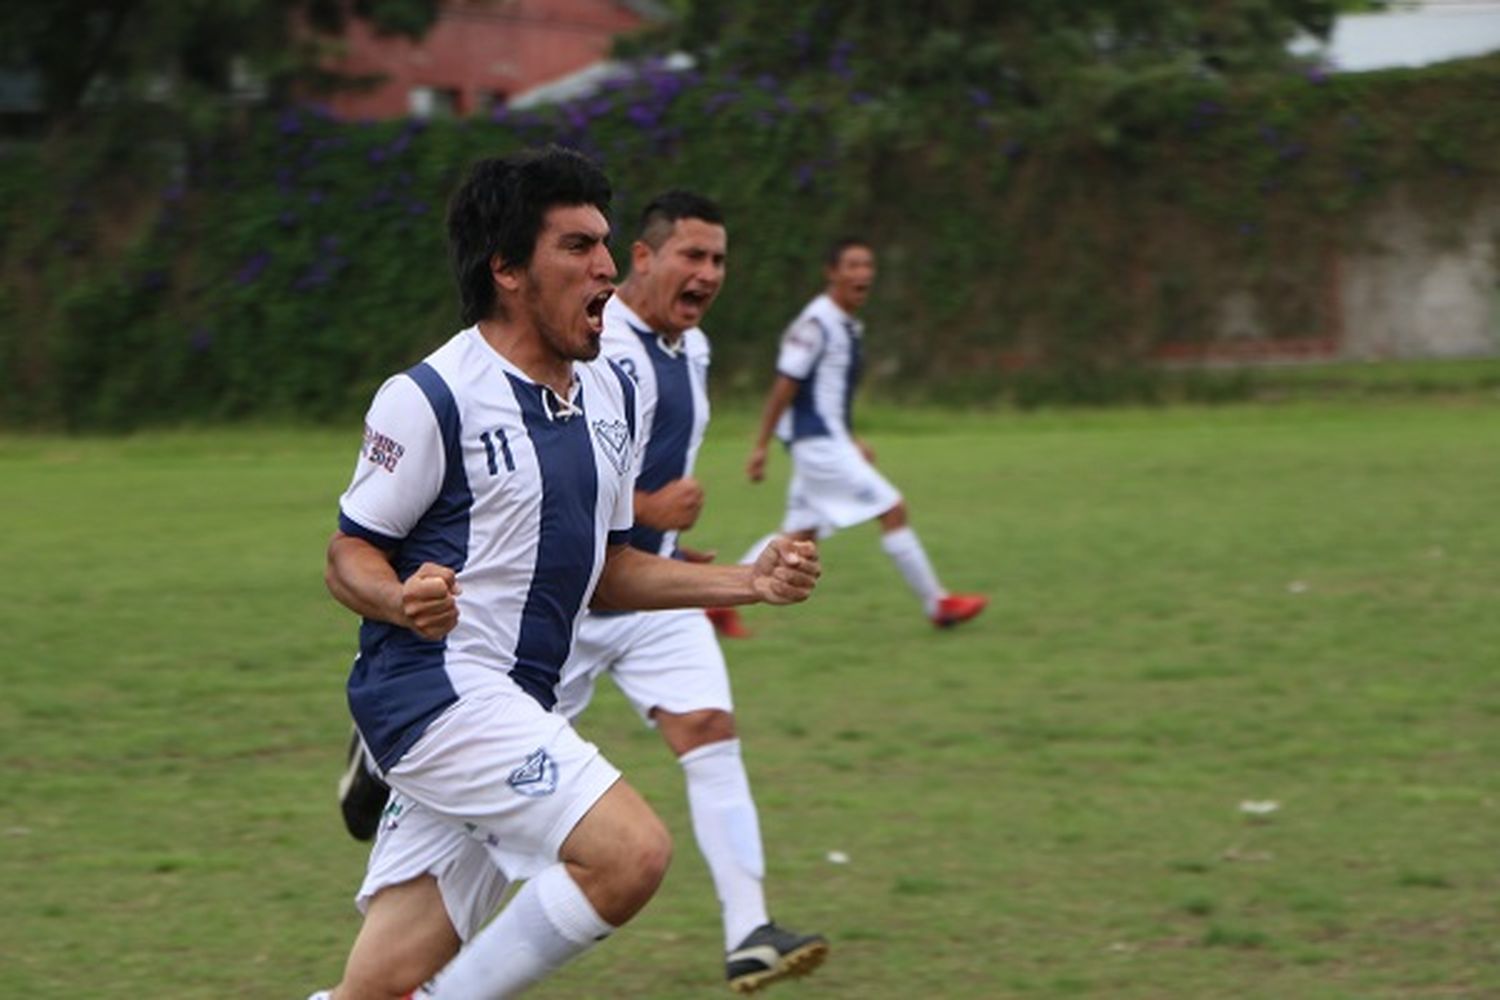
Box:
[592, 418, 631, 475]
[508, 747, 559, 797]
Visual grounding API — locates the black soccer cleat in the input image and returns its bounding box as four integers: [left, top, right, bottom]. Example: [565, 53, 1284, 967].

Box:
[338, 728, 390, 842]
[725, 921, 829, 993]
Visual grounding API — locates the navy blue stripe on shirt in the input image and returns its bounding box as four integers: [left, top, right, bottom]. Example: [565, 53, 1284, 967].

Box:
[842, 319, 863, 431]
[629, 329, 695, 554]
[507, 373, 598, 710]
[607, 356, 637, 444]
[789, 318, 831, 440]
[348, 362, 470, 770]
[338, 511, 401, 550]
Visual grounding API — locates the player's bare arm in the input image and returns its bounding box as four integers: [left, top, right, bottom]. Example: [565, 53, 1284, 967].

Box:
[325, 532, 461, 640]
[592, 536, 819, 611]
[746, 374, 802, 482]
[633, 476, 705, 531]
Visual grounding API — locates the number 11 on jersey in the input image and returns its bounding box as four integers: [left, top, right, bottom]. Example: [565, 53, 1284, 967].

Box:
[479, 429, 515, 475]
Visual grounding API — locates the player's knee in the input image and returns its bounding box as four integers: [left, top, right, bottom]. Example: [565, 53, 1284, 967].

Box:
[613, 812, 672, 908]
[660, 708, 737, 753]
[635, 811, 674, 891]
[693, 710, 737, 746]
[878, 501, 909, 530]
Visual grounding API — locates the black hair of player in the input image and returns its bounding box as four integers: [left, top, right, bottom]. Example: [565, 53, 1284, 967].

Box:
[637, 190, 725, 250]
[447, 145, 613, 325]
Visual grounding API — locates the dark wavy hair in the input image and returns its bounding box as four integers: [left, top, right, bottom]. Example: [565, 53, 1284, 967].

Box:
[446, 145, 613, 325]
[637, 189, 725, 250]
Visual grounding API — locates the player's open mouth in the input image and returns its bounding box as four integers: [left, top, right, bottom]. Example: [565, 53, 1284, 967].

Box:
[585, 288, 612, 328]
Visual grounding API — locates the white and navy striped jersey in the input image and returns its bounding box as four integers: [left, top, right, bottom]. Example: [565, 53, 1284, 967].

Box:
[599, 295, 710, 558]
[336, 326, 639, 769]
[773, 293, 864, 443]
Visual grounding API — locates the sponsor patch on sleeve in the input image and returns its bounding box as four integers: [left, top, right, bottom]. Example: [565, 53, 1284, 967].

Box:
[362, 424, 405, 473]
[784, 328, 819, 352]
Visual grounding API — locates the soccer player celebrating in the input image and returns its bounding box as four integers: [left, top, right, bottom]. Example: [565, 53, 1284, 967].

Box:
[310, 147, 820, 1000]
[334, 190, 828, 995]
[554, 190, 827, 993]
[726, 238, 985, 634]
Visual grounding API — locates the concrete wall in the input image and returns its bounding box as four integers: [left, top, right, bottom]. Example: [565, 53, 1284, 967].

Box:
[1339, 193, 1500, 360]
[1191, 193, 1500, 364]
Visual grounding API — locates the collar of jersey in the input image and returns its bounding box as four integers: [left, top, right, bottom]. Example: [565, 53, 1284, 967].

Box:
[464, 324, 583, 418]
[609, 296, 691, 359]
[817, 293, 862, 335]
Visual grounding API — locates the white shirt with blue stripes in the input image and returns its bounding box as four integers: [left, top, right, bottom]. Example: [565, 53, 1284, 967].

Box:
[336, 325, 639, 769]
[598, 295, 711, 559]
[773, 293, 864, 443]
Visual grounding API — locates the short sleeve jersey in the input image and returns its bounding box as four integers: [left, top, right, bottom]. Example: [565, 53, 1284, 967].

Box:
[773, 293, 864, 443]
[599, 295, 711, 558]
[337, 326, 638, 769]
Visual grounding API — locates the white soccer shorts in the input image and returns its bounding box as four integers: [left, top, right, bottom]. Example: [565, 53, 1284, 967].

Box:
[555, 608, 732, 725]
[356, 680, 621, 938]
[780, 436, 902, 534]
[356, 790, 510, 942]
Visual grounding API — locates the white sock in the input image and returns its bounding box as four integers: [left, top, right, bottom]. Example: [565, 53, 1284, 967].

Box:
[881, 526, 946, 615]
[426, 863, 613, 999]
[680, 739, 769, 949]
[738, 533, 781, 566]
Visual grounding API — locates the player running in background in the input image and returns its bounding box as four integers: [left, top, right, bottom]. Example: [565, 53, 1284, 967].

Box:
[554, 190, 827, 993]
[721, 238, 985, 636]
[309, 147, 820, 1000]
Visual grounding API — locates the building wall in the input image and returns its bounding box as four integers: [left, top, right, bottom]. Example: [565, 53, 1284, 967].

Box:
[1171, 194, 1500, 365]
[321, 0, 649, 120]
[1340, 194, 1500, 360]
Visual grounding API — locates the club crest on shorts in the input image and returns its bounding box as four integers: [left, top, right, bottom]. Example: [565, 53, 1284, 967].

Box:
[593, 419, 631, 475]
[508, 747, 559, 797]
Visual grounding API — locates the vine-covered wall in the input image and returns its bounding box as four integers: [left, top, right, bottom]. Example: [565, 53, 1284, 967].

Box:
[2, 54, 1497, 427]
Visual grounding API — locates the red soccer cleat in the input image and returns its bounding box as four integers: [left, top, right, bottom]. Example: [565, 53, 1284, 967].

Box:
[706, 606, 752, 639]
[931, 593, 988, 629]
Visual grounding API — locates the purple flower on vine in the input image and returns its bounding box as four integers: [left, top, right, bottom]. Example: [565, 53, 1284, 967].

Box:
[829, 40, 854, 81]
[705, 91, 739, 114]
[235, 251, 271, 286]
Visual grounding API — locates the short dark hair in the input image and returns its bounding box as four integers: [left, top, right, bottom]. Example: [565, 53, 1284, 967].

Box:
[446, 145, 613, 325]
[638, 189, 725, 250]
[825, 236, 872, 268]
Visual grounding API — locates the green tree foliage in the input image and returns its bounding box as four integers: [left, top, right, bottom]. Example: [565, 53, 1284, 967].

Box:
[658, 0, 1358, 107]
[0, 0, 440, 131]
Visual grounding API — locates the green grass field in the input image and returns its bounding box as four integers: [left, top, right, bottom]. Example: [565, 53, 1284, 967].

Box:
[4, 399, 1498, 998]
